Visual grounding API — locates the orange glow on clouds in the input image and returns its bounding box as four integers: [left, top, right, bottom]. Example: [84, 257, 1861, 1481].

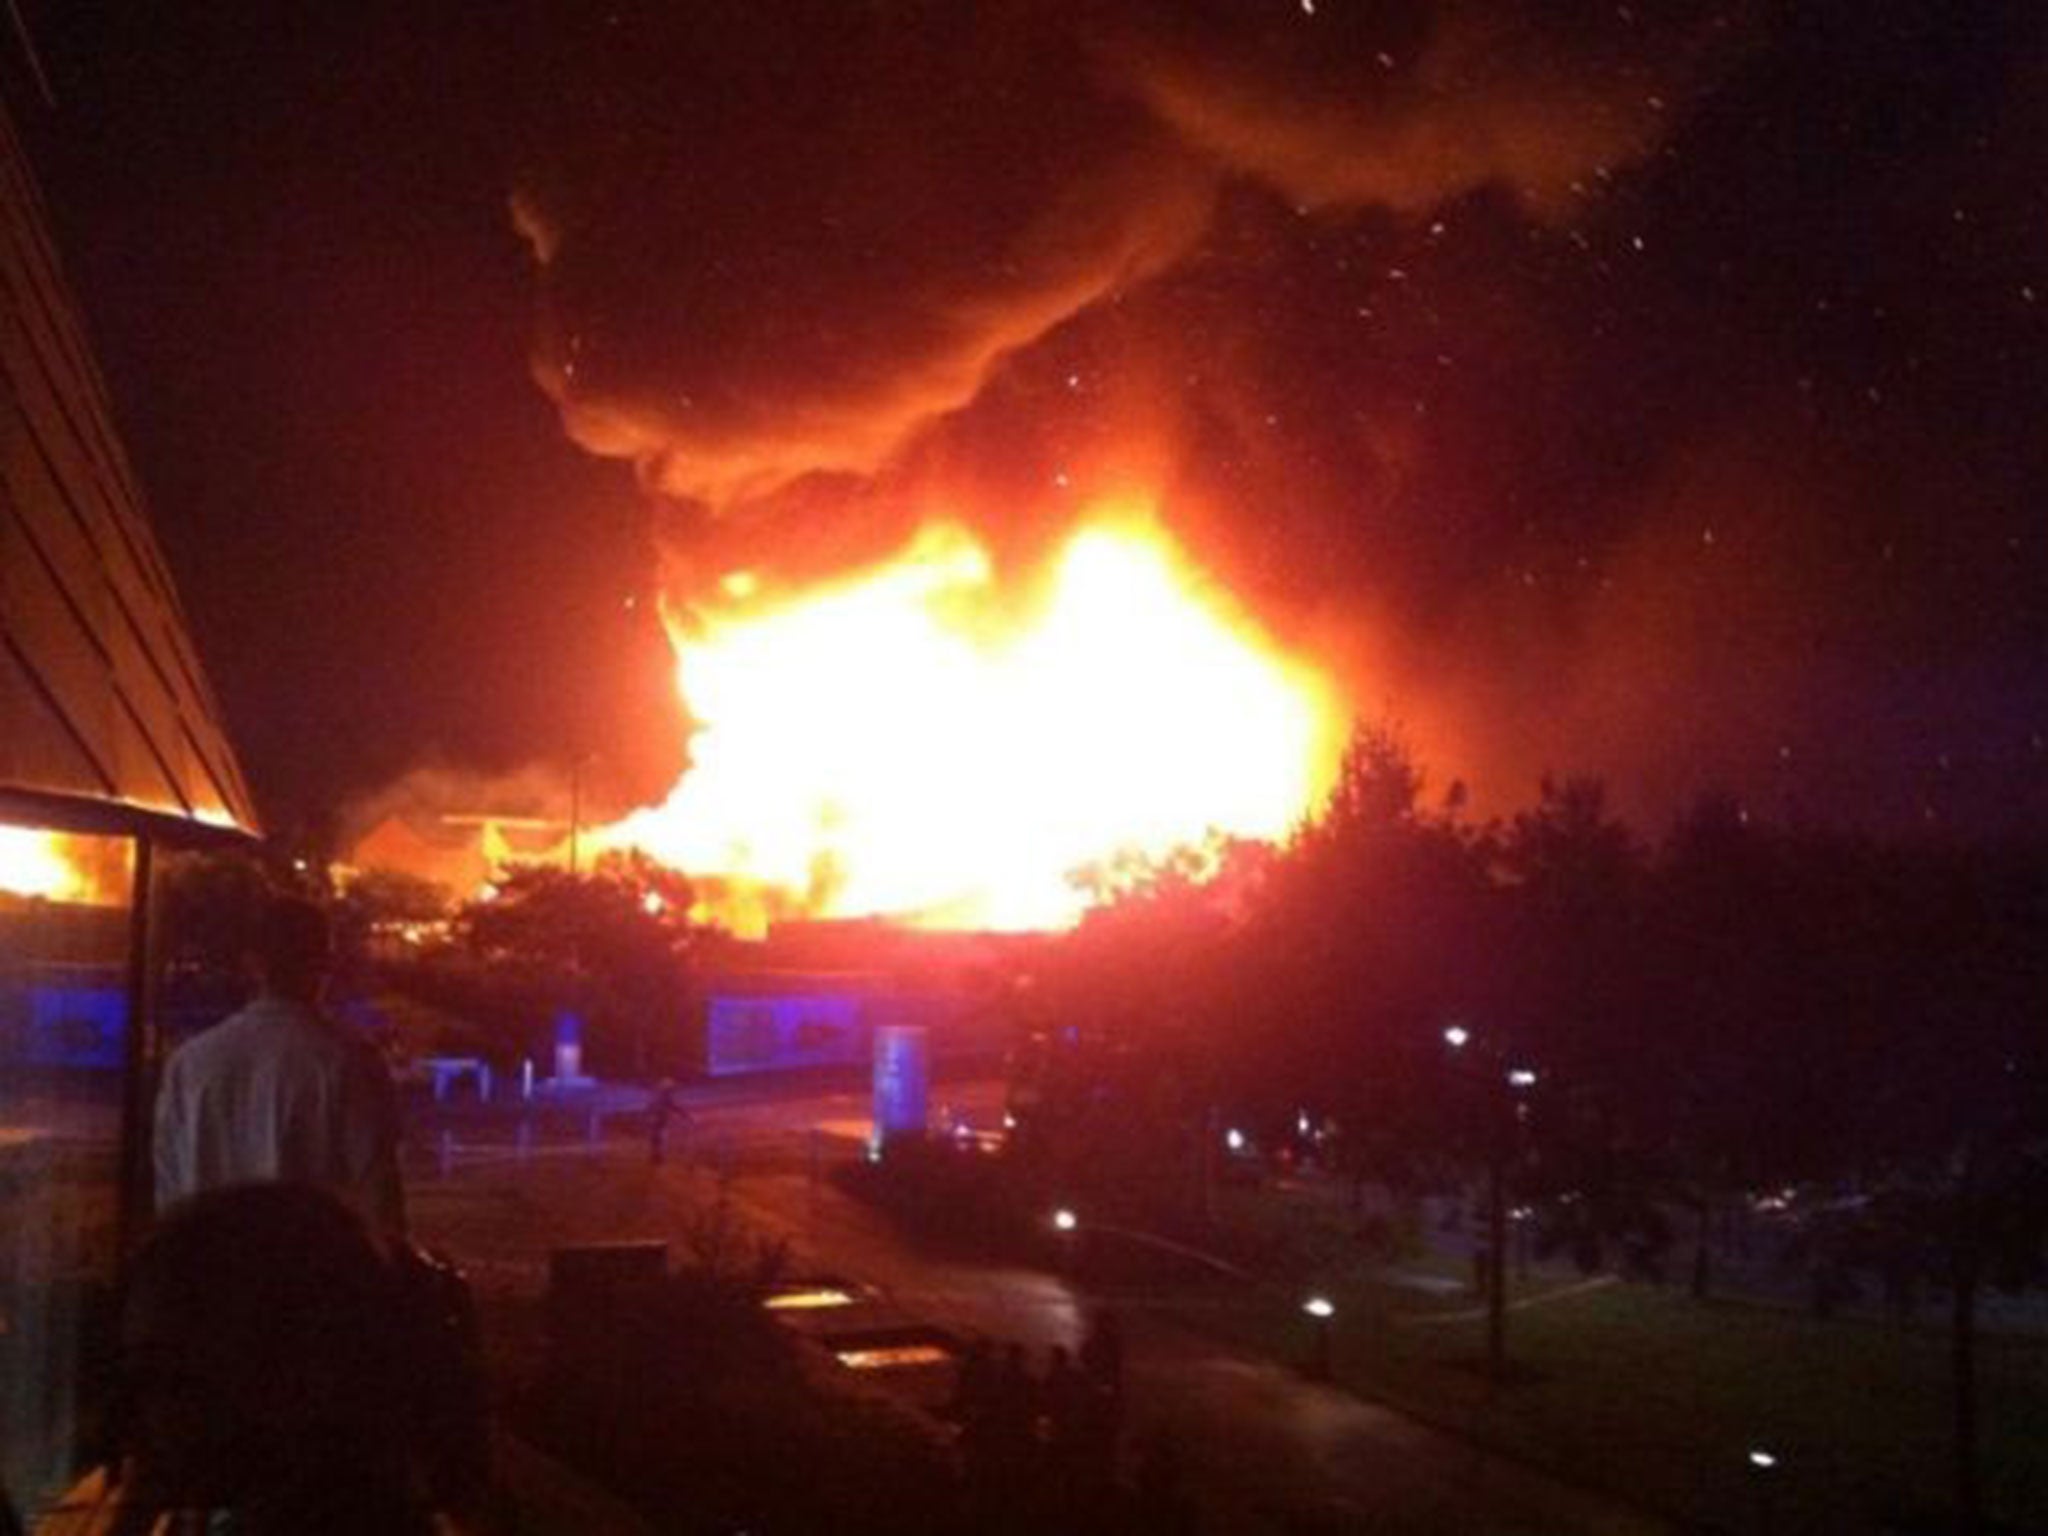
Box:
[596, 506, 1343, 934]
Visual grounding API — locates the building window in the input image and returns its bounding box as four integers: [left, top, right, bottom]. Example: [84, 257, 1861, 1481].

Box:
[0, 830, 134, 1520]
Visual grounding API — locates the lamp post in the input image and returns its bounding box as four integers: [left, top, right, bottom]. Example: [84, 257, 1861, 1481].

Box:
[1747, 1446, 1779, 1534]
[1051, 1206, 1079, 1273]
[1303, 1294, 1336, 1380]
[1444, 1024, 1533, 1386]
[1486, 1106, 1508, 1382]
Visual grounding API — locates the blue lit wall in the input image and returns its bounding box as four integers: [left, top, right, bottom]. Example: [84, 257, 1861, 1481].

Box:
[704, 988, 868, 1076]
[0, 967, 127, 1070]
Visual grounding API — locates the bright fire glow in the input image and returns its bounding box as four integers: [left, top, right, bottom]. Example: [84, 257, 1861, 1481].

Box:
[597, 507, 1343, 934]
[0, 827, 97, 903]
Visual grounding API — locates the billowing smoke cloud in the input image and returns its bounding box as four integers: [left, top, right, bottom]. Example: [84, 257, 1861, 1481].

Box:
[1105, 1, 1711, 220]
[513, 1, 1722, 513]
[506, 0, 2048, 835]
[512, 5, 1208, 507]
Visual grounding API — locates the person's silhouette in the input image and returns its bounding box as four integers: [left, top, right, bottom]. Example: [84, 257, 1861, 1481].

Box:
[112, 1183, 449, 1535]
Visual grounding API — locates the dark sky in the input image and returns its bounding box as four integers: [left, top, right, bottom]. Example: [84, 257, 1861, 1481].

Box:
[21, 1, 2048, 841]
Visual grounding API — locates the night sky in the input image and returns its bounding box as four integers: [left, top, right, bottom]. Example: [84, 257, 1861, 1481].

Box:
[23, 1, 2048, 841]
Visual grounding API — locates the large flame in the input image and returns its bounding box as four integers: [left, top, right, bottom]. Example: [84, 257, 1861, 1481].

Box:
[598, 506, 1344, 934]
[0, 827, 105, 904]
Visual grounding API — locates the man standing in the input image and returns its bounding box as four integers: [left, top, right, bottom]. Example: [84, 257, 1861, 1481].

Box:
[154, 895, 406, 1235]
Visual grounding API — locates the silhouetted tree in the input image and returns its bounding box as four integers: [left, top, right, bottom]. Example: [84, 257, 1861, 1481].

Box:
[1036, 835, 1273, 1208]
[455, 851, 699, 1076]
[1253, 723, 1493, 1206]
[1649, 796, 1814, 1295]
[1789, 840, 2048, 1531]
[339, 867, 452, 927]
[1492, 776, 1677, 1276]
[332, 868, 454, 980]
[159, 850, 275, 973]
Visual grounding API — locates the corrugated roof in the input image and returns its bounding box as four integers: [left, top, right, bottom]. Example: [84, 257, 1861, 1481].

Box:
[0, 102, 256, 845]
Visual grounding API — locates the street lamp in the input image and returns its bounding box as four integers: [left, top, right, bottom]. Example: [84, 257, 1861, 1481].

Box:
[1747, 1445, 1780, 1534]
[1441, 1024, 1522, 1385]
[1050, 1205, 1080, 1277]
[1225, 1126, 1247, 1153]
[1302, 1295, 1335, 1379]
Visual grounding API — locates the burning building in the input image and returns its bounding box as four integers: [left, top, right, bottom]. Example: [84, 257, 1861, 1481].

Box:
[339, 518, 1348, 940]
[344, 809, 572, 905]
[591, 512, 1346, 936]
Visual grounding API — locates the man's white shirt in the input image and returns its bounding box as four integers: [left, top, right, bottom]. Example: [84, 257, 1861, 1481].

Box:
[153, 995, 406, 1235]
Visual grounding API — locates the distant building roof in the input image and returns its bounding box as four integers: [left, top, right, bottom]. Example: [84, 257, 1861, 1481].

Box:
[0, 104, 255, 846]
[343, 812, 571, 896]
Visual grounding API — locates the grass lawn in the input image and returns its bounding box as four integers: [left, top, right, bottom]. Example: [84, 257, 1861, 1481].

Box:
[1153, 1185, 2048, 1535]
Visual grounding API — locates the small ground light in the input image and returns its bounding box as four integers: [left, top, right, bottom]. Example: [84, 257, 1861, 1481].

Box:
[1444, 1025, 1470, 1049]
[1748, 1448, 1778, 1470]
[763, 1287, 857, 1312]
[1508, 1068, 1538, 1088]
[1052, 1207, 1078, 1233]
[1303, 1296, 1336, 1319]
[1226, 1127, 1247, 1152]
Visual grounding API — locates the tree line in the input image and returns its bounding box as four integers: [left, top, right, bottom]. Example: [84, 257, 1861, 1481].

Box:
[1040, 723, 2048, 1525]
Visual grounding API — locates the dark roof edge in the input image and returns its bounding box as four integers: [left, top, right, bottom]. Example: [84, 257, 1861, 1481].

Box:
[0, 785, 258, 849]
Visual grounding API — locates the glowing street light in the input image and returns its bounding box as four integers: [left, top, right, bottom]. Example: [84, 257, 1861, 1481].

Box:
[1439, 1019, 1516, 1382]
[1049, 1205, 1081, 1277]
[1747, 1445, 1781, 1534]
[1225, 1127, 1247, 1153]
[1303, 1294, 1336, 1379]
